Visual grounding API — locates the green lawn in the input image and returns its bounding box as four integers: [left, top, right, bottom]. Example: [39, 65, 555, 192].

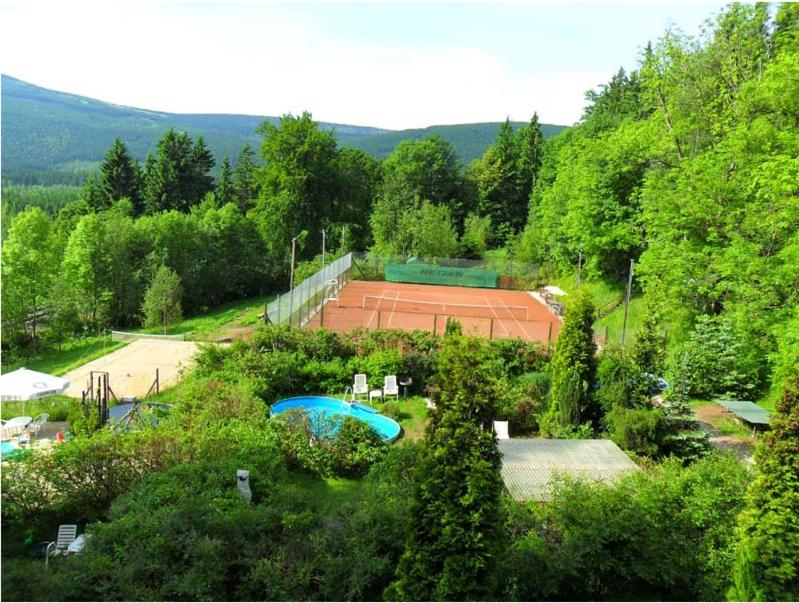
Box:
[594, 296, 648, 344]
[1, 336, 127, 376]
[287, 474, 365, 515]
[133, 294, 274, 341]
[393, 396, 429, 442]
[0, 394, 74, 421]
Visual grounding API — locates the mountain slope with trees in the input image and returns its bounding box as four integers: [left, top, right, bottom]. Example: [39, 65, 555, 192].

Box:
[0, 75, 566, 185]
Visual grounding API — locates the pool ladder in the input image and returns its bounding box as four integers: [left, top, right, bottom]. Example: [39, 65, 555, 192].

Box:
[343, 386, 356, 405]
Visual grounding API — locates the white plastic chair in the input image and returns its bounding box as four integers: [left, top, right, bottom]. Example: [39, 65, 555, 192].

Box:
[30, 413, 49, 437]
[353, 374, 368, 400]
[45, 524, 78, 569]
[383, 376, 399, 400]
[493, 421, 510, 440]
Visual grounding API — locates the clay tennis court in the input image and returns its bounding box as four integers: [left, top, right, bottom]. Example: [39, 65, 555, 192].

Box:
[62, 338, 200, 399]
[306, 280, 562, 343]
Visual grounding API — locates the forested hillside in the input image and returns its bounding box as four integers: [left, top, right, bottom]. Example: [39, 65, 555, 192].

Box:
[0, 75, 565, 185]
[513, 3, 799, 399]
[349, 121, 566, 163]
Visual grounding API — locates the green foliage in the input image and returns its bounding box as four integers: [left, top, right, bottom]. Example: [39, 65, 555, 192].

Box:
[142, 129, 216, 213]
[596, 344, 650, 412]
[548, 290, 598, 428]
[500, 454, 751, 601]
[632, 307, 666, 376]
[98, 137, 142, 214]
[606, 405, 664, 457]
[370, 136, 464, 256]
[673, 315, 761, 398]
[1, 207, 57, 346]
[60, 212, 112, 328]
[39, 445, 416, 603]
[273, 411, 387, 478]
[729, 365, 799, 601]
[659, 370, 713, 461]
[459, 212, 492, 258]
[141, 264, 183, 332]
[497, 371, 551, 435]
[389, 334, 503, 600]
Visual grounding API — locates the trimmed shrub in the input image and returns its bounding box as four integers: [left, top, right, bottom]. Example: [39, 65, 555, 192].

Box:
[606, 406, 665, 457]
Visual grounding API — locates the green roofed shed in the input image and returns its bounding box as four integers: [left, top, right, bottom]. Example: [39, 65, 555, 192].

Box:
[715, 400, 771, 427]
[498, 439, 639, 501]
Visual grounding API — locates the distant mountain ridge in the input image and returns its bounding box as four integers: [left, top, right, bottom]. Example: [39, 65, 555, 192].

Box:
[1, 74, 567, 185]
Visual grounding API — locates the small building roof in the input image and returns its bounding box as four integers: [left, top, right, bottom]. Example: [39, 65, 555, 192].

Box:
[716, 400, 771, 426]
[498, 438, 639, 501]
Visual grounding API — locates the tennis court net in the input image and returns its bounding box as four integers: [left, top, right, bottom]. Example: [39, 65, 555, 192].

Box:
[110, 330, 187, 343]
[360, 295, 529, 320]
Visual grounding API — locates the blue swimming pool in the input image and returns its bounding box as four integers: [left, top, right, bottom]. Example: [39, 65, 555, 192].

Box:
[271, 396, 402, 442]
[1, 441, 18, 457]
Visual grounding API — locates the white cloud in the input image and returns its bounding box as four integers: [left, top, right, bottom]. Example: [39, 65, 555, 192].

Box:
[0, 2, 636, 128]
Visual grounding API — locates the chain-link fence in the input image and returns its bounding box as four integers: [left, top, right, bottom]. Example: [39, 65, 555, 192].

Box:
[265, 252, 353, 326]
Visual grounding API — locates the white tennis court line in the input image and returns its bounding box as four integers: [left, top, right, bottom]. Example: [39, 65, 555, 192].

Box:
[364, 286, 385, 329]
[385, 290, 401, 328]
[483, 295, 511, 337]
[493, 295, 534, 341]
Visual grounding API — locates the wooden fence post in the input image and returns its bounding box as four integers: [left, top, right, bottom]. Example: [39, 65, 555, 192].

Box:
[489, 318, 494, 339]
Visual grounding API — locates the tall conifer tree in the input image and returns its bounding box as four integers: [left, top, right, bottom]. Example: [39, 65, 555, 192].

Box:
[99, 138, 142, 214]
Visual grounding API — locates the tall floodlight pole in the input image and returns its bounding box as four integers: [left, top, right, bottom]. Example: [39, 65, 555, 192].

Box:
[322, 229, 326, 268]
[621, 258, 635, 344]
[288, 237, 297, 322]
[577, 250, 583, 290]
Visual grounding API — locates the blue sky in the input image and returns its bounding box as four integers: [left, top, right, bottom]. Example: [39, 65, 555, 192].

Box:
[0, 1, 722, 129]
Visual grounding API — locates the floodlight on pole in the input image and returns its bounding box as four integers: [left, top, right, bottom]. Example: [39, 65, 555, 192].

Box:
[289, 237, 297, 322]
[621, 259, 635, 344]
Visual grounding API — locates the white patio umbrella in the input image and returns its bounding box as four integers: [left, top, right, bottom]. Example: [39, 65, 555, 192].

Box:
[0, 367, 70, 414]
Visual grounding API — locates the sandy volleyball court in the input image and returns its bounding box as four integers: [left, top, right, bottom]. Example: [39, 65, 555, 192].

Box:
[62, 338, 200, 399]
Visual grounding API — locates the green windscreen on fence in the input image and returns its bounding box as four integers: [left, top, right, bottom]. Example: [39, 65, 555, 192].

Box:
[386, 262, 498, 288]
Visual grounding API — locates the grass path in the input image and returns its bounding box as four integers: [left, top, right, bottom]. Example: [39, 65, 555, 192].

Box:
[133, 294, 274, 341]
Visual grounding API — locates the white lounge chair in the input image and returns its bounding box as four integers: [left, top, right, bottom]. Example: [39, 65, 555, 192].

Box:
[45, 524, 78, 569]
[353, 374, 368, 401]
[493, 420, 510, 440]
[383, 376, 399, 401]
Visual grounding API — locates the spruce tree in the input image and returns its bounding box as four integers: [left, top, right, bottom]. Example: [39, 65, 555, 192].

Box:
[517, 112, 544, 202]
[632, 308, 666, 376]
[81, 173, 106, 212]
[233, 144, 259, 212]
[387, 334, 503, 601]
[99, 138, 142, 214]
[476, 118, 525, 239]
[187, 136, 215, 205]
[216, 156, 235, 207]
[548, 289, 599, 429]
[142, 130, 189, 213]
[729, 365, 799, 601]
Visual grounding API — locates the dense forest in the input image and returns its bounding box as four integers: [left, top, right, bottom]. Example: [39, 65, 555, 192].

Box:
[1, 3, 798, 602]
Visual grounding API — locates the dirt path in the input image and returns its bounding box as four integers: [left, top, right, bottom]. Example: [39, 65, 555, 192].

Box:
[694, 403, 755, 463]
